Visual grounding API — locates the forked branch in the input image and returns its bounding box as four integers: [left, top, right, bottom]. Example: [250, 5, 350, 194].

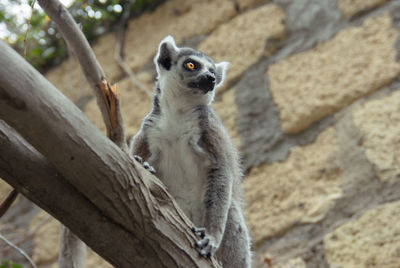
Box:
[0, 40, 220, 267]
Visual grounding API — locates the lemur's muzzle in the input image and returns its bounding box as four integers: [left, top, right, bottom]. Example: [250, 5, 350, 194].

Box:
[188, 74, 216, 94]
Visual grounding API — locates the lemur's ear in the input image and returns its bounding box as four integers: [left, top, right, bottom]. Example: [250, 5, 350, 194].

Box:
[215, 61, 230, 87]
[154, 35, 180, 71]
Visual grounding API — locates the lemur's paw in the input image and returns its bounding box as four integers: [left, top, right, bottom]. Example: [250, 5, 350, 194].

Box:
[133, 155, 156, 174]
[192, 227, 218, 258]
[133, 155, 144, 163]
[192, 227, 206, 238]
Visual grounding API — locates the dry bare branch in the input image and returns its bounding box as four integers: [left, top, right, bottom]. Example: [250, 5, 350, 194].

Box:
[37, 0, 127, 149]
[0, 232, 38, 268]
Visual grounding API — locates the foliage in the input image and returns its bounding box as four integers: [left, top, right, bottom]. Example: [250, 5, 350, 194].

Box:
[0, 261, 22, 268]
[0, 0, 159, 72]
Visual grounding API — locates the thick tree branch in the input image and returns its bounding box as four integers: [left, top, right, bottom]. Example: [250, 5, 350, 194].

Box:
[37, 0, 126, 148]
[0, 121, 148, 267]
[0, 41, 219, 267]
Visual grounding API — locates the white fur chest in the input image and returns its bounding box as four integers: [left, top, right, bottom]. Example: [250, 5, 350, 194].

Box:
[146, 109, 210, 225]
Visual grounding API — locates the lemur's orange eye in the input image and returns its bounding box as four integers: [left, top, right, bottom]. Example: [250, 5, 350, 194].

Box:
[186, 62, 195, 70]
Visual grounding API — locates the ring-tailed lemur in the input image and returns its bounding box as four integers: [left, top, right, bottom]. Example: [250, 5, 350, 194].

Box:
[129, 35, 251, 267]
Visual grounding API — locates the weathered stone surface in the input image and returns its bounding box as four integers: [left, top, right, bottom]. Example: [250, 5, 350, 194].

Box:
[213, 89, 240, 148]
[243, 128, 343, 246]
[353, 90, 400, 183]
[268, 13, 400, 134]
[338, 0, 390, 18]
[198, 4, 285, 90]
[45, 33, 121, 102]
[92, 33, 123, 82]
[45, 57, 91, 103]
[10, 1, 400, 267]
[274, 0, 343, 58]
[324, 200, 400, 268]
[236, 0, 270, 11]
[276, 258, 307, 268]
[124, 0, 236, 71]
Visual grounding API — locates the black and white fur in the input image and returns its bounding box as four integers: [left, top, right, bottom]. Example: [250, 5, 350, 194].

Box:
[129, 35, 251, 267]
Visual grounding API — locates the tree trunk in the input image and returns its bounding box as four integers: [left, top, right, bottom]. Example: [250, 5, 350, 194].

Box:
[0, 40, 220, 267]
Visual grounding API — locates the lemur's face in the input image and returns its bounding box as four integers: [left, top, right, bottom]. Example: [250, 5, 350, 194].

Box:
[154, 36, 229, 95]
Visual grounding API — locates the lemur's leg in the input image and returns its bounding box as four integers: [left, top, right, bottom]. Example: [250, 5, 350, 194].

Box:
[217, 202, 252, 268]
[192, 167, 233, 257]
[129, 131, 155, 174]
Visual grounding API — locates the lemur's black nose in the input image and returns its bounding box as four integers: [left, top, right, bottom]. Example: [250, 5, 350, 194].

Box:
[188, 73, 216, 94]
[206, 74, 216, 83]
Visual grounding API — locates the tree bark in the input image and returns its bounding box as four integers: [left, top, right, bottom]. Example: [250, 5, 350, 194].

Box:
[0, 40, 220, 267]
[0, 121, 143, 267]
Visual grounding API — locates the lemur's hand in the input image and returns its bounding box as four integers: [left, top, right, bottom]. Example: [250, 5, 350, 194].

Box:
[133, 155, 156, 174]
[192, 226, 218, 258]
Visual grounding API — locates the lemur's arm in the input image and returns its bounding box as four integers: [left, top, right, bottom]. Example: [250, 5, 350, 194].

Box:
[129, 93, 160, 160]
[129, 129, 150, 160]
[193, 108, 234, 257]
[129, 130, 157, 174]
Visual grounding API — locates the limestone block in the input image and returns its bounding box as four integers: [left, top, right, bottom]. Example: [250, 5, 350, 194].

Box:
[213, 89, 240, 149]
[198, 4, 285, 90]
[276, 258, 307, 268]
[338, 0, 390, 18]
[83, 73, 153, 137]
[243, 128, 343, 246]
[45, 57, 91, 103]
[324, 200, 400, 268]
[353, 90, 400, 183]
[237, 0, 271, 11]
[268, 13, 400, 134]
[124, 0, 236, 71]
[45, 33, 121, 103]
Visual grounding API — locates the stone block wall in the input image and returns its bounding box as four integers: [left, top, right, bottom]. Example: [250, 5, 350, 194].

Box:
[2, 0, 400, 267]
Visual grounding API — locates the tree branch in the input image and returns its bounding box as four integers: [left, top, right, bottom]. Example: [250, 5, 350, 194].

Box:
[59, 225, 86, 268]
[0, 232, 38, 268]
[0, 121, 147, 267]
[0, 40, 220, 267]
[36, 1, 128, 265]
[37, 0, 126, 148]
